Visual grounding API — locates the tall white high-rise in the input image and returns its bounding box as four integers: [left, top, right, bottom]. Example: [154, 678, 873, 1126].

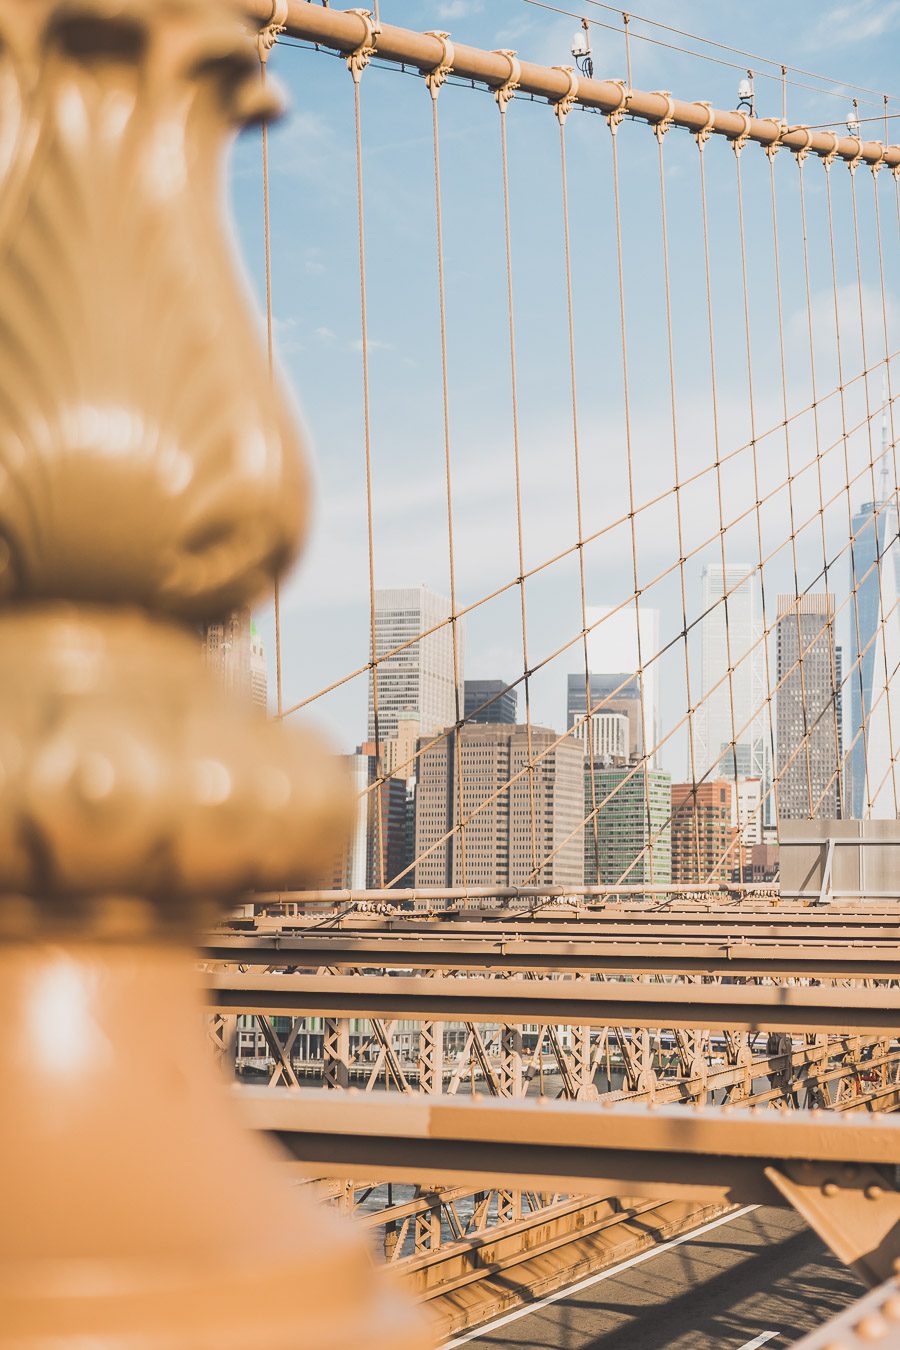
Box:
[583, 604, 660, 767]
[696, 563, 768, 790]
[368, 586, 460, 742]
[849, 382, 900, 818]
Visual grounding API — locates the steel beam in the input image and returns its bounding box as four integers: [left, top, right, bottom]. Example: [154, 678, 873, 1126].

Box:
[204, 933, 900, 980]
[242, 1089, 900, 1204]
[209, 972, 900, 1034]
[244, 2, 900, 169]
[794, 1275, 900, 1346]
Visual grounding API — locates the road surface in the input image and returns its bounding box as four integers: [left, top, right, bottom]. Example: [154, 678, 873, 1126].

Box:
[446, 1206, 864, 1350]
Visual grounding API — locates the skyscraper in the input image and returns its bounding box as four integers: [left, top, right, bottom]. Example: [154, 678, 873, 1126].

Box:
[204, 606, 264, 707]
[775, 594, 842, 820]
[464, 679, 517, 725]
[848, 401, 900, 817]
[670, 781, 738, 885]
[582, 605, 660, 766]
[368, 586, 459, 742]
[567, 673, 643, 762]
[250, 621, 268, 711]
[584, 766, 672, 887]
[414, 723, 584, 890]
[696, 564, 768, 789]
[335, 747, 409, 890]
[574, 710, 629, 765]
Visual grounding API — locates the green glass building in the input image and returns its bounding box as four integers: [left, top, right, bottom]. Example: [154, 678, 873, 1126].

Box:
[584, 767, 672, 886]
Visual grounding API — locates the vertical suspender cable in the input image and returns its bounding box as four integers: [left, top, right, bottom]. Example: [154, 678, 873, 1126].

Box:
[609, 114, 655, 888]
[734, 141, 780, 844]
[849, 160, 899, 818]
[554, 75, 602, 888]
[796, 145, 845, 821]
[657, 118, 702, 883]
[825, 159, 872, 819]
[696, 124, 744, 881]
[259, 46, 284, 719]
[871, 159, 900, 812]
[426, 43, 469, 892]
[767, 141, 817, 823]
[496, 62, 540, 881]
[350, 52, 385, 887]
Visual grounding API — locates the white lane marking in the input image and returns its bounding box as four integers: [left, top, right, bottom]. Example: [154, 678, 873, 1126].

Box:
[440, 1204, 760, 1348]
[737, 1335, 779, 1350]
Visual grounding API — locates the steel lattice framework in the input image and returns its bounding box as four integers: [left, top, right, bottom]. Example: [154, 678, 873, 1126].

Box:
[216, 4, 900, 1345]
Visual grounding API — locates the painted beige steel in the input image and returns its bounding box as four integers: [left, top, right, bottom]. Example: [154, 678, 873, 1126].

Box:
[766, 1161, 900, 1287]
[204, 932, 900, 979]
[209, 970, 900, 1033]
[244, 1, 900, 168]
[0, 2, 425, 1345]
[794, 1276, 900, 1347]
[243, 1088, 900, 1200]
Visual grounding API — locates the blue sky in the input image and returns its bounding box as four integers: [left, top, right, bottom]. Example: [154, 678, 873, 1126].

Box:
[229, 0, 900, 775]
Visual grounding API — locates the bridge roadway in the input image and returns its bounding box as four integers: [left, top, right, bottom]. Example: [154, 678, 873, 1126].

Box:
[449, 1207, 864, 1350]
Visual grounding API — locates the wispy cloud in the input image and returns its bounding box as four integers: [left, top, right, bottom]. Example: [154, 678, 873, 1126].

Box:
[806, 0, 900, 47]
[436, 0, 484, 17]
[274, 316, 305, 357]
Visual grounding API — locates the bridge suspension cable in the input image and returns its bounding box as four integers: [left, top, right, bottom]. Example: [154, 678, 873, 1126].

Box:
[247, 2, 900, 899]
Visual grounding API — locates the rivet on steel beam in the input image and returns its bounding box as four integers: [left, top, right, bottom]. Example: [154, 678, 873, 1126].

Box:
[822, 1180, 840, 1197]
[854, 1313, 890, 1341]
[865, 1183, 885, 1200]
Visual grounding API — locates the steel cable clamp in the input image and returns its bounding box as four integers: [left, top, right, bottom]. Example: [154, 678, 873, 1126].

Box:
[730, 111, 751, 157]
[424, 30, 454, 100]
[846, 133, 865, 175]
[650, 90, 674, 141]
[693, 100, 715, 147]
[820, 130, 840, 171]
[606, 78, 630, 132]
[258, 0, 288, 64]
[761, 117, 788, 160]
[791, 125, 813, 165]
[492, 49, 521, 112]
[343, 8, 381, 83]
[552, 65, 579, 125]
